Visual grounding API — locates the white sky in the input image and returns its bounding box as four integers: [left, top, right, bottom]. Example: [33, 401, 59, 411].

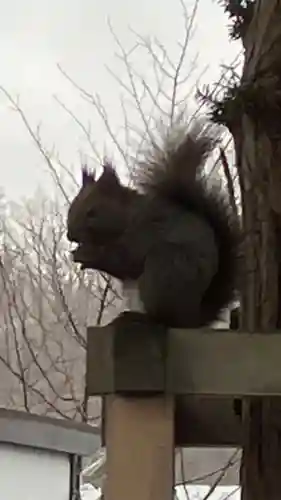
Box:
[0, 0, 240, 200]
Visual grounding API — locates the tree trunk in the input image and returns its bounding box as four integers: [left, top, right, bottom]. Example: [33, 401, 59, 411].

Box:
[240, 400, 281, 500]
[230, 1, 281, 499]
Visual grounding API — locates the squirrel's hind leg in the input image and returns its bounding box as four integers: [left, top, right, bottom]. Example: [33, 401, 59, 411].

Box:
[138, 241, 217, 328]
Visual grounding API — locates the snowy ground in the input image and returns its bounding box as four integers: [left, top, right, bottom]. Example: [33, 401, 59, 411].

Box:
[80, 484, 101, 500]
[80, 483, 240, 500]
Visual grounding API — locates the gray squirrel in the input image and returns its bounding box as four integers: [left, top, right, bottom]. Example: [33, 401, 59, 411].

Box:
[67, 121, 239, 328]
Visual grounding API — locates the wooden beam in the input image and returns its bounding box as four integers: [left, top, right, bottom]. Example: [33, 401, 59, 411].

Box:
[167, 329, 281, 396]
[104, 395, 174, 500]
[87, 321, 281, 397]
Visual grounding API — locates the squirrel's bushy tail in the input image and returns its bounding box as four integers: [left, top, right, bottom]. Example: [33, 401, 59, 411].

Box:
[135, 120, 240, 325]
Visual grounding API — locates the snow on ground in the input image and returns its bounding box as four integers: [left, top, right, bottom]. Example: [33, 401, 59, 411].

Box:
[80, 483, 240, 500]
[80, 484, 101, 500]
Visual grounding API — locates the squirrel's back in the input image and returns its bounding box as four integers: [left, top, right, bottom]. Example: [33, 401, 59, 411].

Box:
[134, 121, 239, 326]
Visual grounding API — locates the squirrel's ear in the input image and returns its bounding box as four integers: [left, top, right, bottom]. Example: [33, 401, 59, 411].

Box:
[82, 165, 96, 187]
[97, 160, 121, 191]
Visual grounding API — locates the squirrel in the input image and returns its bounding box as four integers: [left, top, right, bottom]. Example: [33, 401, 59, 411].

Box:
[67, 121, 239, 328]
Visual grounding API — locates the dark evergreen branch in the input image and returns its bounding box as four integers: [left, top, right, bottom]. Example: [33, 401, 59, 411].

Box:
[198, 61, 281, 138]
[196, 66, 242, 131]
[219, 0, 255, 40]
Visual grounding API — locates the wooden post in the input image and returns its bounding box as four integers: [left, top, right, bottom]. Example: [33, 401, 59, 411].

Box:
[87, 314, 173, 500]
[104, 395, 174, 500]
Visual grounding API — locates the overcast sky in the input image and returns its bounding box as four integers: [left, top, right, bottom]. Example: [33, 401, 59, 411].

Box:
[0, 0, 240, 200]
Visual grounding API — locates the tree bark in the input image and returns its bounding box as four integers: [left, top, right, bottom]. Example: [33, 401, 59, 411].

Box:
[240, 400, 281, 500]
[229, 1, 281, 499]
